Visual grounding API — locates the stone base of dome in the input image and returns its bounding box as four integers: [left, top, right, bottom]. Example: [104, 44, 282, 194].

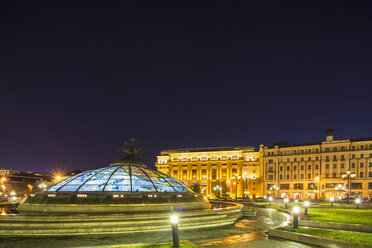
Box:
[0, 201, 243, 236]
[18, 192, 209, 214]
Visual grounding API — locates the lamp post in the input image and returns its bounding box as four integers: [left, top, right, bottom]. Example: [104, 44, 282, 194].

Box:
[314, 176, 320, 200]
[243, 172, 248, 198]
[304, 201, 309, 215]
[355, 199, 361, 209]
[268, 196, 273, 207]
[270, 185, 278, 199]
[293, 206, 300, 229]
[342, 170, 356, 204]
[284, 198, 289, 208]
[330, 197, 334, 207]
[170, 215, 179, 248]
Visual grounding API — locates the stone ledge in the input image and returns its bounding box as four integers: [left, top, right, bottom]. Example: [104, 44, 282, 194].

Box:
[268, 228, 372, 248]
[300, 220, 372, 233]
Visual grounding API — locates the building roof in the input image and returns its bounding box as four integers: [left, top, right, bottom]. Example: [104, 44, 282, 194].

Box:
[161, 146, 255, 154]
[268, 137, 372, 149]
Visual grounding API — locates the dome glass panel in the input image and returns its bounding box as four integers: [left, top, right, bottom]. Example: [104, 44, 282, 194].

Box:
[47, 164, 190, 193]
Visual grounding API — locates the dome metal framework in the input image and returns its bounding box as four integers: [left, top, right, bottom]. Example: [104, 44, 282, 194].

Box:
[47, 162, 190, 193]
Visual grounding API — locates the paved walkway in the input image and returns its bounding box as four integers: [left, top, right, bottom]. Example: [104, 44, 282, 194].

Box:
[0, 207, 315, 248]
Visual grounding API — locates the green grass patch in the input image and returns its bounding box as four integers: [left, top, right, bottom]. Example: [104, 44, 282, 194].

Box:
[308, 208, 372, 226]
[114, 242, 196, 248]
[282, 227, 372, 246]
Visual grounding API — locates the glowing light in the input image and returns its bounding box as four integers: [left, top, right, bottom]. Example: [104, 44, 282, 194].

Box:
[293, 206, 300, 214]
[304, 201, 310, 207]
[330, 197, 334, 202]
[268, 197, 273, 201]
[355, 199, 361, 204]
[170, 215, 179, 224]
[284, 198, 289, 203]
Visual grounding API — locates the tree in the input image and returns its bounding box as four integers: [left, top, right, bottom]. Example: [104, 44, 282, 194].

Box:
[190, 183, 201, 193]
[118, 138, 141, 161]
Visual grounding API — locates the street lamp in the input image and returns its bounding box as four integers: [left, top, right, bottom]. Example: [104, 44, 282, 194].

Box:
[284, 198, 289, 208]
[304, 201, 310, 215]
[170, 215, 179, 248]
[268, 196, 273, 207]
[243, 172, 248, 198]
[314, 176, 320, 200]
[330, 197, 334, 207]
[293, 207, 300, 229]
[342, 170, 356, 204]
[355, 199, 361, 209]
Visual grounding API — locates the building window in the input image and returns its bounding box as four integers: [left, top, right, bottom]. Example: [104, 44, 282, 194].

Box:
[361, 154, 364, 158]
[232, 168, 237, 175]
[308, 149, 311, 153]
[369, 162, 372, 167]
[301, 166, 304, 170]
[287, 166, 290, 171]
[294, 158, 297, 162]
[280, 184, 289, 190]
[325, 156, 330, 161]
[268, 175, 273, 180]
[280, 166, 283, 171]
[333, 164, 336, 169]
[211, 169, 217, 179]
[293, 166, 297, 171]
[360, 163, 364, 168]
[352, 163, 356, 168]
[351, 183, 362, 189]
[201, 181, 207, 186]
[369, 183, 372, 189]
[315, 164, 319, 169]
[267, 184, 274, 190]
[360, 172, 364, 178]
[341, 155, 345, 161]
[308, 165, 311, 170]
[352, 146, 355, 151]
[308, 174, 311, 179]
[316, 157, 319, 161]
[325, 148, 330, 152]
[294, 183, 303, 190]
[325, 173, 329, 178]
[352, 154, 355, 159]
[326, 164, 329, 169]
[293, 174, 297, 179]
[280, 174, 283, 180]
[300, 174, 304, 179]
[286, 174, 290, 180]
[361, 145, 364, 150]
[341, 163, 344, 168]
[333, 173, 336, 178]
[308, 157, 311, 161]
[308, 183, 316, 189]
[316, 148, 319, 153]
[333, 147, 337, 152]
[369, 172, 372, 178]
[341, 146, 345, 151]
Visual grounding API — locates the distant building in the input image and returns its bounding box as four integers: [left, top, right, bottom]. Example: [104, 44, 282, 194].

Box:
[156, 130, 372, 200]
[156, 146, 262, 199]
[0, 169, 52, 196]
[262, 129, 372, 200]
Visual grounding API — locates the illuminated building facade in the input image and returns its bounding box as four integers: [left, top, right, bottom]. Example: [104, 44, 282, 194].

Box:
[262, 129, 372, 200]
[155, 147, 262, 199]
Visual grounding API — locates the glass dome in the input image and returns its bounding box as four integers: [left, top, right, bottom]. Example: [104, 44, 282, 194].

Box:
[47, 162, 190, 193]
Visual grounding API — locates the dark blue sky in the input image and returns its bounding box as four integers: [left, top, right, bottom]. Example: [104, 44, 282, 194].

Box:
[1, 1, 372, 173]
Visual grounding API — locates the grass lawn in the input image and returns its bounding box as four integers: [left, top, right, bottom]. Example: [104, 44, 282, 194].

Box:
[282, 227, 372, 246]
[114, 242, 196, 248]
[308, 208, 372, 226]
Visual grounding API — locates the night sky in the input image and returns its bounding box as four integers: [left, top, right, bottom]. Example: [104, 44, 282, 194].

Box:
[1, 1, 372, 173]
